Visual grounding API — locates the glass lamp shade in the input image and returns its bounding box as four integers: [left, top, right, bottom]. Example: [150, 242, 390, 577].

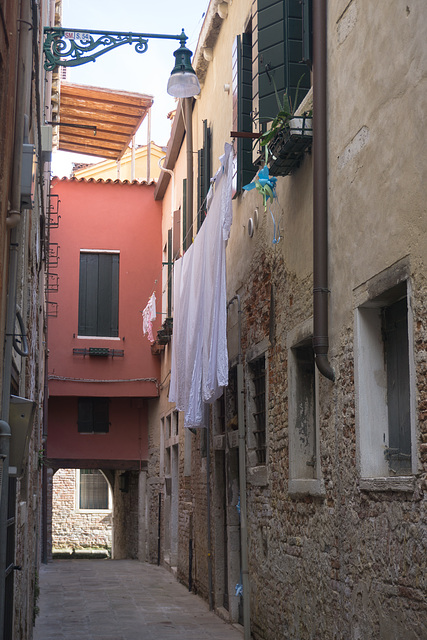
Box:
[167, 41, 201, 98]
[167, 71, 201, 98]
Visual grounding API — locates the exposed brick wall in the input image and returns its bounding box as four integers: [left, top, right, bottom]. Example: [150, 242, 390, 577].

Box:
[52, 469, 112, 550]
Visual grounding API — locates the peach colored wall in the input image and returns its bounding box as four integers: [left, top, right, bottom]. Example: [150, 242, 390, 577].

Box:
[48, 178, 162, 398]
[47, 396, 148, 461]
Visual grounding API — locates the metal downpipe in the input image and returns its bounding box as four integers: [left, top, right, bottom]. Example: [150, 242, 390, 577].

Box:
[184, 98, 194, 244]
[312, 0, 335, 382]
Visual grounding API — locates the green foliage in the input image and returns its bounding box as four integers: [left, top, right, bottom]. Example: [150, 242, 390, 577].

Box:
[259, 74, 308, 147]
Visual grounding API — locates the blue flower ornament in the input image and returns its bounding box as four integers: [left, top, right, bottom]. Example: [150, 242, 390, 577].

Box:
[243, 165, 277, 211]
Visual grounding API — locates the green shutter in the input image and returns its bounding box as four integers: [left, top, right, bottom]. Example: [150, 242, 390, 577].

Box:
[301, 0, 312, 66]
[92, 398, 110, 433]
[233, 33, 258, 194]
[78, 397, 93, 433]
[97, 254, 119, 337]
[110, 254, 119, 337]
[197, 120, 211, 231]
[257, 0, 311, 124]
[78, 253, 119, 337]
[78, 398, 110, 434]
[197, 147, 204, 230]
[78, 253, 99, 336]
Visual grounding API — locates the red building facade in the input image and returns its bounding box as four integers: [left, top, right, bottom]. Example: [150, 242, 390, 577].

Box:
[47, 177, 162, 529]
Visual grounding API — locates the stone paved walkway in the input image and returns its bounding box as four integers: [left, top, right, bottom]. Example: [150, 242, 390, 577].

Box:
[33, 559, 243, 640]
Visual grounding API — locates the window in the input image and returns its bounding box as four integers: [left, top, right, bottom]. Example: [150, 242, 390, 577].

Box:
[78, 397, 109, 434]
[78, 251, 119, 337]
[232, 29, 258, 195]
[287, 319, 324, 497]
[248, 355, 267, 465]
[355, 278, 416, 481]
[255, 0, 311, 136]
[78, 469, 110, 510]
[197, 120, 211, 231]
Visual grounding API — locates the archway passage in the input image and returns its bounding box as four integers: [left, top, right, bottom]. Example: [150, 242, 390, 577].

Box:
[52, 468, 113, 557]
[48, 466, 148, 561]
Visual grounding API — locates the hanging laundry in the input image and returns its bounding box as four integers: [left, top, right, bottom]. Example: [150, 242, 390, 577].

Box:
[142, 292, 156, 342]
[169, 143, 233, 428]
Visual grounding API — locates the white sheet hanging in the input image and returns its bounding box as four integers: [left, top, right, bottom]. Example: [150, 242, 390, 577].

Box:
[169, 143, 233, 428]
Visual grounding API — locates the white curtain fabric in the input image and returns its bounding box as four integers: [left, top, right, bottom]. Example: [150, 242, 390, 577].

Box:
[169, 143, 233, 428]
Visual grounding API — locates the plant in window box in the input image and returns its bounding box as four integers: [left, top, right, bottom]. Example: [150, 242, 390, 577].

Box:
[259, 77, 313, 177]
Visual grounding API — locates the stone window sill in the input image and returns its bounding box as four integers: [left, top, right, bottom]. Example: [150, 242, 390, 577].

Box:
[288, 479, 326, 498]
[359, 477, 415, 492]
[247, 465, 268, 487]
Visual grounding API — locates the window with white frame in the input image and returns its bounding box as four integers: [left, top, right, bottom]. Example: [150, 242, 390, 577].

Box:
[355, 273, 416, 483]
[77, 469, 111, 511]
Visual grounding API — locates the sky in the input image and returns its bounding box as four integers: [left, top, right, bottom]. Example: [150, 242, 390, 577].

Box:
[52, 0, 210, 176]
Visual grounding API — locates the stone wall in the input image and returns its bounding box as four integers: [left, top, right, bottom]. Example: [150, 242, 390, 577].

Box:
[52, 469, 112, 550]
[112, 470, 139, 559]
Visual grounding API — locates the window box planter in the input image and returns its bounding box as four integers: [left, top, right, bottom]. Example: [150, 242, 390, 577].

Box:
[267, 116, 313, 177]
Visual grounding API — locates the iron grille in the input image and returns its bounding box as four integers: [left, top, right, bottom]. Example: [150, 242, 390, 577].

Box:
[250, 357, 266, 465]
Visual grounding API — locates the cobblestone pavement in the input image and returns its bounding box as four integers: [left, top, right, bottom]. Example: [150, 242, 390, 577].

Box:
[33, 559, 243, 640]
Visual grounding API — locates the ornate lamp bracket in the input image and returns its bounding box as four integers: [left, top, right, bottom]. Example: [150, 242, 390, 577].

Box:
[43, 27, 187, 71]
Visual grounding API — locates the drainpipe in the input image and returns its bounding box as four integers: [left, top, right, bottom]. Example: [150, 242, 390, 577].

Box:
[312, 0, 335, 382]
[147, 108, 151, 183]
[228, 295, 251, 640]
[158, 156, 175, 216]
[184, 98, 194, 244]
[131, 135, 136, 181]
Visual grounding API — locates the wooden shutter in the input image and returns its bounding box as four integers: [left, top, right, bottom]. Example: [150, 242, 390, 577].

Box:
[173, 208, 180, 259]
[301, 0, 313, 66]
[78, 398, 109, 433]
[384, 298, 411, 472]
[232, 34, 258, 194]
[97, 253, 119, 338]
[79, 253, 119, 337]
[257, 0, 311, 125]
[78, 397, 94, 433]
[93, 397, 110, 433]
[78, 253, 99, 336]
[197, 120, 211, 231]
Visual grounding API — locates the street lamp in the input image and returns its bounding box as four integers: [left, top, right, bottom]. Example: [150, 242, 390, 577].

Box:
[43, 27, 201, 98]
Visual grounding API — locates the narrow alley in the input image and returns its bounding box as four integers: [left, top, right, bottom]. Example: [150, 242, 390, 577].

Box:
[33, 559, 243, 640]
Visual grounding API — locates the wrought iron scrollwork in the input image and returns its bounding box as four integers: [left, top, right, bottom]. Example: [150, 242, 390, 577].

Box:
[43, 27, 187, 71]
[43, 28, 149, 70]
